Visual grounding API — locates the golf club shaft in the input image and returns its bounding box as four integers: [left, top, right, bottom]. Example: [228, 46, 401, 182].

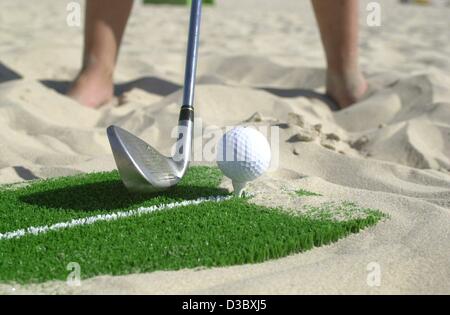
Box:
[182, 0, 202, 108]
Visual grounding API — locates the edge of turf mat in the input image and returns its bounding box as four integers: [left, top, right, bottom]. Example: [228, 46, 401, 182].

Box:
[0, 167, 386, 284]
[0, 195, 232, 240]
[0, 166, 227, 233]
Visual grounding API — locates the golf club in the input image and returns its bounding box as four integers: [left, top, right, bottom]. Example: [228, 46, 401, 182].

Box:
[107, 0, 202, 193]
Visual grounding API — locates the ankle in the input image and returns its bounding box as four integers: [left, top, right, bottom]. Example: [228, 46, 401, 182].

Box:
[327, 64, 361, 79]
[78, 62, 114, 83]
[325, 68, 368, 108]
[68, 66, 114, 108]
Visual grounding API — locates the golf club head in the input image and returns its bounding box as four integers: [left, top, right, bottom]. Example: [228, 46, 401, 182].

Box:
[107, 120, 192, 193]
[107, 0, 201, 193]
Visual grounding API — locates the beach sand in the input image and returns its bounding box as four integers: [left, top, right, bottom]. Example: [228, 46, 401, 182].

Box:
[0, 0, 449, 294]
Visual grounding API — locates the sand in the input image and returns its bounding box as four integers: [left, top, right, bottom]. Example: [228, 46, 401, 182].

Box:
[0, 0, 449, 294]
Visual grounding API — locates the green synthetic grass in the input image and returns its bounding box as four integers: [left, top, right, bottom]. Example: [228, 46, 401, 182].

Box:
[0, 167, 385, 284]
[0, 167, 225, 233]
[295, 189, 322, 197]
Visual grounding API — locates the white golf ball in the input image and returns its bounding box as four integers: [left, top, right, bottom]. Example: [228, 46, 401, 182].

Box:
[217, 127, 271, 183]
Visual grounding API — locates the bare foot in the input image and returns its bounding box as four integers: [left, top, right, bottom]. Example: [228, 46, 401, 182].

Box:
[326, 70, 368, 109]
[68, 66, 114, 108]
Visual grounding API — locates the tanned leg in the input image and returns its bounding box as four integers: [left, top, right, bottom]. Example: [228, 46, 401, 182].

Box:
[68, 0, 133, 108]
[311, 0, 368, 108]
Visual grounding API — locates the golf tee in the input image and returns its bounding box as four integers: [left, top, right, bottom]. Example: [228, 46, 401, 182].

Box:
[232, 181, 247, 197]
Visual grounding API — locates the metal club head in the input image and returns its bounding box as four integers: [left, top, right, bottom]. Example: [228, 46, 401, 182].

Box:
[107, 115, 193, 193]
[106, 0, 202, 193]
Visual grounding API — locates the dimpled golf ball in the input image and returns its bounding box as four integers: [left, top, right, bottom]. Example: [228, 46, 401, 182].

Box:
[217, 126, 271, 184]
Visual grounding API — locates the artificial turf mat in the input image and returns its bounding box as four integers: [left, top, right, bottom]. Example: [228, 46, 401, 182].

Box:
[0, 167, 384, 283]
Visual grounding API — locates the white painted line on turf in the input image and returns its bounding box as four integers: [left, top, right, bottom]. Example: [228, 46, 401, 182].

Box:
[0, 195, 232, 241]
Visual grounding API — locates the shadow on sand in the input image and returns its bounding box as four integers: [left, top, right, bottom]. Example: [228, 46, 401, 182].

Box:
[41, 77, 340, 111]
[40, 76, 182, 98]
[259, 87, 340, 111]
[1, 61, 338, 110]
[0, 62, 21, 83]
